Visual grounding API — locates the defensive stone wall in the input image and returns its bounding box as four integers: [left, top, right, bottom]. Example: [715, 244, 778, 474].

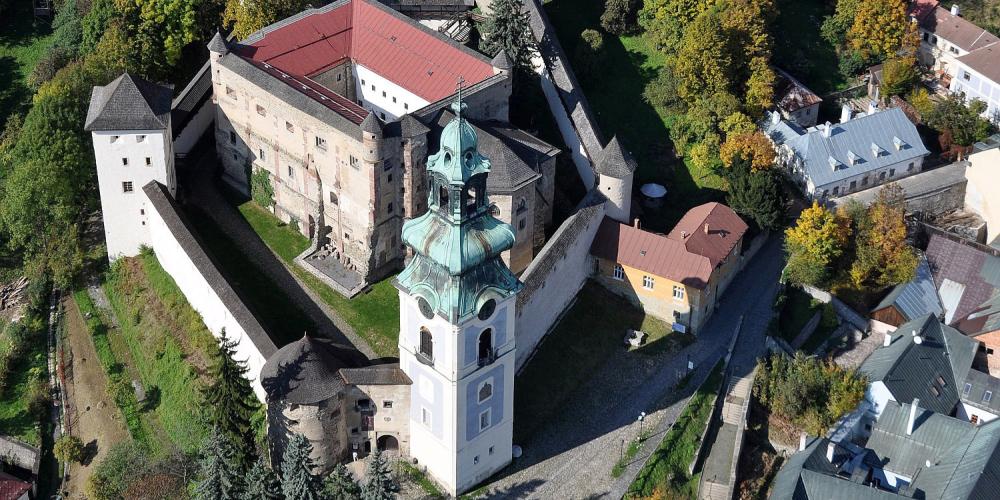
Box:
[143, 182, 276, 401]
[514, 190, 606, 370]
[832, 161, 968, 216]
[171, 61, 214, 156]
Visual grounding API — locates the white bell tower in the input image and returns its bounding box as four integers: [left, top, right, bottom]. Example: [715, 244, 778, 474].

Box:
[85, 73, 176, 260]
[396, 97, 521, 496]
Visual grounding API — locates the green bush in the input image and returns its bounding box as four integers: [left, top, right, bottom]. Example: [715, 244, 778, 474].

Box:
[86, 441, 149, 500]
[600, 0, 639, 35]
[250, 167, 275, 209]
[54, 435, 85, 463]
[574, 29, 606, 78]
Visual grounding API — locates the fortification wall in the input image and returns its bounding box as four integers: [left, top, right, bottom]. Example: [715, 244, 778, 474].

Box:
[143, 182, 276, 401]
[514, 190, 606, 370]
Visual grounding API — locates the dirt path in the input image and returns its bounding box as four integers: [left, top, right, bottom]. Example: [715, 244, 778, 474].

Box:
[61, 297, 129, 499]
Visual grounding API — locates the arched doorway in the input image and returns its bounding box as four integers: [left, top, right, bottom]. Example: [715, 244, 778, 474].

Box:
[377, 435, 399, 453]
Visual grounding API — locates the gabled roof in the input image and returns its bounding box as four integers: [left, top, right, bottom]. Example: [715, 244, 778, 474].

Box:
[769, 438, 900, 500]
[84, 73, 173, 131]
[666, 202, 748, 268]
[235, 0, 495, 103]
[960, 368, 1000, 414]
[925, 233, 1000, 333]
[872, 255, 943, 322]
[0, 472, 31, 500]
[918, 3, 1000, 53]
[590, 218, 714, 289]
[908, 410, 1000, 499]
[866, 401, 976, 478]
[763, 107, 928, 188]
[957, 42, 1000, 84]
[859, 315, 978, 415]
[774, 67, 822, 112]
[594, 136, 637, 177]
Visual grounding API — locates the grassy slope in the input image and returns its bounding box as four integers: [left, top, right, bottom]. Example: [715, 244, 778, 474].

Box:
[542, 0, 726, 231]
[102, 253, 216, 454]
[0, 320, 46, 445]
[628, 360, 725, 498]
[514, 281, 683, 442]
[235, 200, 400, 357]
[0, 2, 55, 127]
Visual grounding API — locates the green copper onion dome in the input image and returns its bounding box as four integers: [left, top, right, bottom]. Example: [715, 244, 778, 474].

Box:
[427, 101, 491, 185]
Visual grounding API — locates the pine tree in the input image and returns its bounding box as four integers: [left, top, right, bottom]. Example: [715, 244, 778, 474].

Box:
[243, 458, 283, 500]
[724, 157, 786, 232]
[323, 463, 361, 500]
[481, 0, 536, 75]
[362, 449, 396, 500]
[281, 434, 323, 500]
[204, 328, 259, 467]
[196, 427, 245, 500]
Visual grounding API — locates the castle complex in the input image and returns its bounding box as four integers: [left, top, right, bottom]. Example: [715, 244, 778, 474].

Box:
[208, 0, 556, 287]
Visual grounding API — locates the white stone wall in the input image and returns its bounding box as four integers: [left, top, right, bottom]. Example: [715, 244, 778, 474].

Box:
[354, 64, 429, 121]
[965, 148, 1000, 245]
[956, 402, 1000, 425]
[174, 101, 215, 156]
[92, 129, 175, 259]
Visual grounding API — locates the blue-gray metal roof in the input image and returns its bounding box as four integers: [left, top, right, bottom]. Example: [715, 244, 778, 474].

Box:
[909, 412, 1000, 499]
[960, 368, 1000, 413]
[873, 255, 943, 321]
[867, 401, 976, 478]
[764, 107, 928, 187]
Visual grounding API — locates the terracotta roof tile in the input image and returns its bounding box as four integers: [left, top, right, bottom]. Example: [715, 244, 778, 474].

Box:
[591, 218, 714, 289]
[667, 202, 749, 267]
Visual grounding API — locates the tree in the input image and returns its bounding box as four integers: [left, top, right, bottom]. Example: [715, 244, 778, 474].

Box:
[203, 329, 259, 468]
[724, 156, 785, 231]
[601, 0, 640, 35]
[54, 435, 85, 464]
[362, 449, 396, 500]
[784, 201, 849, 286]
[719, 131, 775, 172]
[574, 29, 605, 78]
[719, 111, 756, 136]
[82, 0, 117, 54]
[820, 0, 863, 47]
[324, 463, 361, 500]
[672, 9, 734, 103]
[281, 434, 323, 500]
[224, 0, 312, 40]
[51, 0, 84, 57]
[86, 441, 150, 500]
[879, 56, 919, 98]
[689, 133, 722, 173]
[115, 0, 200, 76]
[849, 184, 918, 289]
[743, 56, 775, 116]
[925, 93, 995, 147]
[481, 0, 537, 75]
[642, 66, 686, 115]
[848, 0, 909, 60]
[28, 48, 75, 90]
[906, 87, 934, 118]
[243, 458, 282, 500]
[196, 427, 245, 500]
[640, 0, 711, 52]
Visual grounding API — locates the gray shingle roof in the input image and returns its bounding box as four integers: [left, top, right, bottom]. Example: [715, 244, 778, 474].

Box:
[872, 255, 943, 322]
[925, 233, 1000, 332]
[960, 368, 1000, 414]
[764, 107, 928, 188]
[910, 415, 1000, 499]
[491, 50, 512, 71]
[171, 61, 212, 137]
[398, 114, 429, 138]
[261, 334, 362, 404]
[859, 315, 977, 415]
[339, 364, 412, 385]
[867, 401, 976, 478]
[361, 111, 383, 136]
[769, 438, 899, 500]
[594, 136, 637, 177]
[207, 30, 228, 53]
[84, 73, 173, 131]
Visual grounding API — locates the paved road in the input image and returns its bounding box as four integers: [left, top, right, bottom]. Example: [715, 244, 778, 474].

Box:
[181, 154, 377, 359]
[477, 236, 784, 499]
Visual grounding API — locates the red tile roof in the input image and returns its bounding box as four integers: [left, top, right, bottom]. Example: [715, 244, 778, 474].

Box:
[667, 202, 749, 268]
[236, 0, 495, 104]
[908, 0, 939, 24]
[0, 472, 30, 500]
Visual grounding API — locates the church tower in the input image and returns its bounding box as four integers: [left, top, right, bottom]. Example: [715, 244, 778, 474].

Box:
[84, 73, 175, 260]
[395, 96, 521, 496]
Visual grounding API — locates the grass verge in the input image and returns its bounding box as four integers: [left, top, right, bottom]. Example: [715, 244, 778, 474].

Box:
[0, 317, 47, 445]
[0, 2, 55, 127]
[626, 359, 725, 498]
[400, 461, 445, 499]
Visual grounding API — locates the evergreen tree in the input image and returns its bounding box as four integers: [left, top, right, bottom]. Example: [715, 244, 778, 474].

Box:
[601, 0, 639, 36]
[723, 156, 786, 232]
[196, 427, 245, 500]
[481, 0, 536, 75]
[323, 463, 361, 500]
[204, 328, 259, 467]
[361, 449, 396, 500]
[243, 458, 283, 500]
[281, 434, 323, 500]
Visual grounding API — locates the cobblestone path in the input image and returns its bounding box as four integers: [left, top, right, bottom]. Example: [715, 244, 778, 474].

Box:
[477, 237, 784, 499]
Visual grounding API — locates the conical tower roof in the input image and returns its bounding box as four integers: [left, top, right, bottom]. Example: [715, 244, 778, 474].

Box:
[84, 73, 173, 131]
[260, 334, 361, 404]
[491, 50, 512, 71]
[207, 30, 228, 53]
[361, 110, 383, 136]
[594, 135, 637, 177]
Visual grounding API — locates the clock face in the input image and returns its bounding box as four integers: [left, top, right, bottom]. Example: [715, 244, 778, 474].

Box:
[478, 299, 496, 321]
[417, 297, 434, 319]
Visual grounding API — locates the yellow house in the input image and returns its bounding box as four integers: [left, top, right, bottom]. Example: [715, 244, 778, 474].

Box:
[590, 203, 748, 334]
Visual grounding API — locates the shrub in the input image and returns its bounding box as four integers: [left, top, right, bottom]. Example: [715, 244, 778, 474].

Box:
[574, 29, 606, 78]
[54, 435, 86, 463]
[28, 48, 75, 90]
[26, 377, 51, 419]
[600, 0, 639, 35]
[250, 167, 275, 208]
[86, 441, 149, 500]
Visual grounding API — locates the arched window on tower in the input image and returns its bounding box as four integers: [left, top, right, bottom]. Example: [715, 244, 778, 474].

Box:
[478, 380, 493, 402]
[478, 328, 494, 366]
[439, 186, 449, 211]
[419, 327, 434, 363]
[517, 197, 527, 215]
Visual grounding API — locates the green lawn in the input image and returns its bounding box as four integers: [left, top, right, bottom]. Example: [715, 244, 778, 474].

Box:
[772, 0, 848, 95]
[0, 2, 55, 127]
[234, 200, 401, 357]
[627, 360, 725, 498]
[543, 0, 726, 231]
[800, 302, 839, 353]
[777, 286, 819, 343]
[514, 281, 690, 442]
[0, 319, 47, 445]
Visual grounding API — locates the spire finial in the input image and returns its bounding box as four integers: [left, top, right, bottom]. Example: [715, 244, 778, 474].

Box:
[452, 76, 466, 119]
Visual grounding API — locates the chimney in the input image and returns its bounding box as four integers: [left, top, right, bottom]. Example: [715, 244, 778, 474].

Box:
[884, 332, 892, 347]
[826, 441, 836, 462]
[840, 104, 853, 123]
[951, 4, 960, 16]
[633, 218, 641, 229]
[868, 100, 878, 115]
[907, 399, 920, 435]
[771, 110, 781, 125]
[704, 223, 710, 234]
[681, 230, 688, 238]
[799, 433, 808, 451]
[823, 121, 833, 138]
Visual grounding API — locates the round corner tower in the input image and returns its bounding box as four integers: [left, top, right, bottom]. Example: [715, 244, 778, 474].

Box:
[594, 136, 637, 224]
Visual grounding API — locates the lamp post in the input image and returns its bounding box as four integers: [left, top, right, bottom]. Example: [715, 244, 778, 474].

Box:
[637, 412, 646, 440]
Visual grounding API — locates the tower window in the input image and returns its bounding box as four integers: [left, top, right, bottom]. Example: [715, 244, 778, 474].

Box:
[111, 135, 120, 143]
[350, 155, 359, 169]
[387, 202, 393, 214]
[479, 408, 492, 431]
[478, 380, 493, 403]
[673, 285, 685, 300]
[286, 121, 294, 133]
[518, 219, 526, 231]
[136, 135, 146, 142]
[122, 157, 129, 166]
[229, 131, 236, 144]
[259, 148, 266, 161]
[122, 181, 134, 193]
[383, 400, 393, 408]
[145, 157, 151, 166]
[287, 165, 294, 178]
[421, 407, 431, 427]
[315, 136, 327, 150]
[478, 329, 494, 366]
[439, 186, 450, 209]
[329, 192, 338, 205]
[419, 327, 433, 362]
[256, 104, 266, 116]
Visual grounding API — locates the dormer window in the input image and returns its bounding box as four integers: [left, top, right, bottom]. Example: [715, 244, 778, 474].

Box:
[828, 156, 841, 171]
[893, 136, 905, 151]
[847, 150, 858, 166]
[871, 142, 883, 157]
